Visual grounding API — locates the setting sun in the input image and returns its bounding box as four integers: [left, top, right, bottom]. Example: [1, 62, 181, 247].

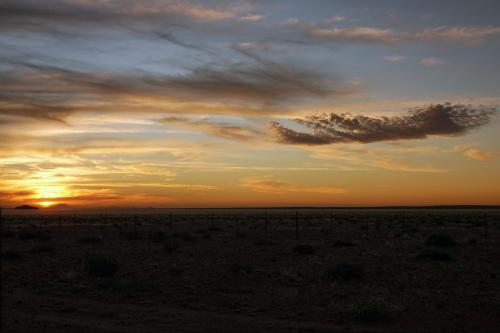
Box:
[38, 201, 56, 208]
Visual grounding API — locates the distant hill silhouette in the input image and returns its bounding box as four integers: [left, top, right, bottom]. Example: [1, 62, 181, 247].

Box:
[15, 205, 38, 210]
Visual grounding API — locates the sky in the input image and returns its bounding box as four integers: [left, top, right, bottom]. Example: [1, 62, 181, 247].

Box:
[1, 0, 499, 208]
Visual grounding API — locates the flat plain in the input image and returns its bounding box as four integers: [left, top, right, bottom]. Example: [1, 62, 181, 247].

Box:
[2, 208, 500, 332]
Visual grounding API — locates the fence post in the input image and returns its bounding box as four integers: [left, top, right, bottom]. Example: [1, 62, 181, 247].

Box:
[483, 215, 488, 239]
[329, 212, 333, 234]
[295, 211, 299, 240]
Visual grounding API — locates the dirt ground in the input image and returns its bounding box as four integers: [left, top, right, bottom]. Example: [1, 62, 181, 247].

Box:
[2, 209, 500, 332]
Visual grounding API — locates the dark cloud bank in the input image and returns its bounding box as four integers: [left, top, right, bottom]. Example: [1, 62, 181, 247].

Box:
[270, 104, 496, 145]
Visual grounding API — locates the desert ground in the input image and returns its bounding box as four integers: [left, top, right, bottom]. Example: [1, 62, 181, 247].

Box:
[2, 208, 500, 332]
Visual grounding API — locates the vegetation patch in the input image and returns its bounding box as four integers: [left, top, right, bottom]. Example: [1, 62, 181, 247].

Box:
[293, 243, 314, 255]
[417, 248, 453, 262]
[333, 240, 356, 247]
[324, 262, 364, 281]
[425, 232, 456, 248]
[78, 236, 101, 244]
[2, 250, 22, 262]
[84, 253, 120, 277]
[346, 296, 398, 322]
[30, 244, 55, 253]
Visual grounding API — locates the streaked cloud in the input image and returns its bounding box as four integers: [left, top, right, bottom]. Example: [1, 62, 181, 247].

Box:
[158, 116, 262, 141]
[454, 144, 499, 161]
[384, 55, 407, 63]
[420, 57, 445, 67]
[240, 177, 346, 194]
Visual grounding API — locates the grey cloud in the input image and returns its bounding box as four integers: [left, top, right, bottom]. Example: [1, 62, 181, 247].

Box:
[159, 116, 263, 141]
[271, 104, 496, 145]
[0, 59, 336, 123]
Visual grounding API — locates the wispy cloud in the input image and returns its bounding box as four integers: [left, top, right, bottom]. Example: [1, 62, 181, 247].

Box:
[158, 116, 262, 141]
[240, 177, 346, 194]
[384, 55, 407, 63]
[420, 57, 445, 67]
[453, 144, 499, 161]
[270, 104, 496, 145]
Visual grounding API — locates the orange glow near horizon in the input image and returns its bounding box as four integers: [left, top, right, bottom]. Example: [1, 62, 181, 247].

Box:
[39, 201, 56, 208]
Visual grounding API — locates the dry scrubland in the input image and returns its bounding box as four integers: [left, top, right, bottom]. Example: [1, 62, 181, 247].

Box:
[1, 209, 500, 332]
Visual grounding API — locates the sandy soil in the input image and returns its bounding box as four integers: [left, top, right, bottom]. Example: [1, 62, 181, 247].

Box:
[2, 209, 500, 332]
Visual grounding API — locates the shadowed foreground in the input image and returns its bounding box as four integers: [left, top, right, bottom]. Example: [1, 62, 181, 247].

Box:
[2, 209, 500, 332]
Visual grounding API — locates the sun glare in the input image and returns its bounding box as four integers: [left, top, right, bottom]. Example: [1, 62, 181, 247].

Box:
[39, 201, 55, 208]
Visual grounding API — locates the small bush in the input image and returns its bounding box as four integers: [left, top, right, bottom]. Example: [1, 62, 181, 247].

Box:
[254, 239, 273, 246]
[175, 232, 196, 242]
[229, 262, 253, 275]
[333, 240, 356, 247]
[1, 230, 16, 238]
[293, 244, 314, 255]
[78, 236, 101, 244]
[84, 254, 120, 277]
[30, 244, 55, 253]
[346, 296, 397, 322]
[18, 229, 38, 240]
[468, 238, 477, 245]
[2, 250, 22, 262]
[324, 262, 364, 281]
[417, 249, 453, 262]
[148, 231, 166, 242]
[164, 242, 177, 254]
[425, 232, 456, 248]
[37, 232, 52, 242]
[18, 229, 51, 241]
[125, 231, 142, 240]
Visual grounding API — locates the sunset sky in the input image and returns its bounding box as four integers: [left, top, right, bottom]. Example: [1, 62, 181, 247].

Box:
[1, 0, 499, 208]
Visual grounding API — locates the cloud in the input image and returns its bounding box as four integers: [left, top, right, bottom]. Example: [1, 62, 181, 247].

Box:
[415, 26, 500, 44]
[306, 23, 500, 45]
[384, 55, 407, 63]
[325, 15, 346, 24]
[0, 0, 263, 33]
[420, 57, 445, 67]
[0, 59, 337, 124]
[158, 116, 262, 141]
[310, 27, 400, 44]
[453, 144, 499, 161]
[240, 177, 346, 194]
[270, 104, 496, 145]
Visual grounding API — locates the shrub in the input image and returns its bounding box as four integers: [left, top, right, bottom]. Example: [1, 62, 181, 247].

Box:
[30, 244, 55, 253]
[2, 250, 22, 262]
[1, 230, 16, 238]
[164, 242, 177, 254]
[425, 233, 456, 248]
[78, 236, 101, 244]
[346, 296, 397, 322]
[148, 231, 166, 242]
[175, 232, 196, 242]
[84, 254, 120, 277]
[18, 229, 38, 240]
[417, 249, 453, 262]
[333, 240, 356, 247]
[37, 232, 52, 242]
[229, 262, 253, 275]
[254, 239, 273, 246]
[293, 244, 314, 255]
[324, 262, 364, 281]
[125, 231, 142, 240]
